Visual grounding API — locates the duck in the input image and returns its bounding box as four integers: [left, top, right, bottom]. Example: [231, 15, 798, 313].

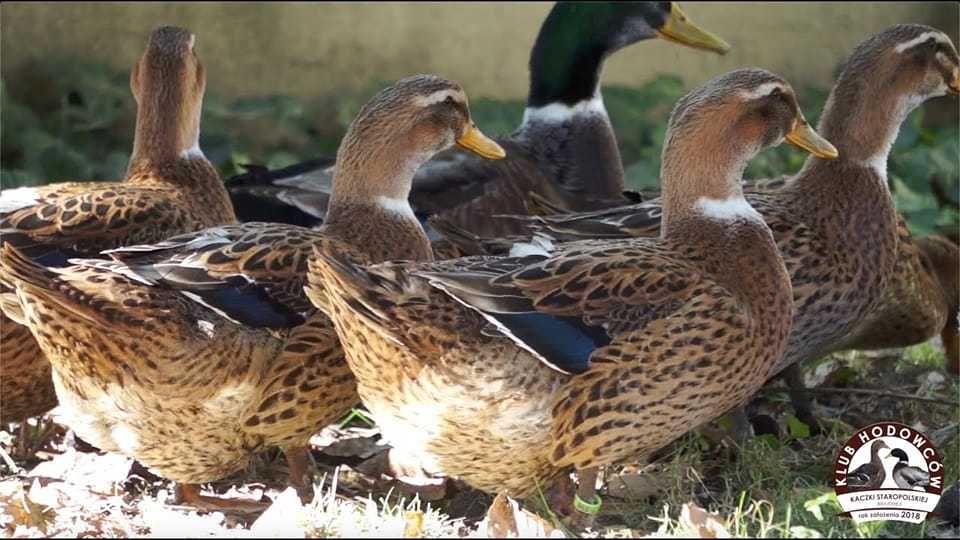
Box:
[444, 25, 960, 437]
[838, 232, 959, 374]
[0, 75, 504, 511]
[0, 26, 236, 427]
[305, 69, 836, 516]
[848, 440, 890, 490]
[888, 448, 931, 490]
[226, 1, 729, 239]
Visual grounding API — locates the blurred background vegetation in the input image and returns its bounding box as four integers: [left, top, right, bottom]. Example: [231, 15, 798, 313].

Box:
[2, 55, 956, 239]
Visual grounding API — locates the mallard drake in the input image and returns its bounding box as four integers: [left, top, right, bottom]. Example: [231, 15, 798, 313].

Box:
[226, 1, 729, 239]
[888, 448, 931, 490]
[0, 27, 235, 426]
[847, 440, 891, 490]
[0, 75, 503, 511]
[448, 25, 960, 435]
[306, 69, 836, 510]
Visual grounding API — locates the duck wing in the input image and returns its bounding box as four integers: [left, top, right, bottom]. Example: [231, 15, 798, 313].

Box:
[894, 463, 931, 489]
[848, 462, 883, 488]
[103, 223, 322, 328]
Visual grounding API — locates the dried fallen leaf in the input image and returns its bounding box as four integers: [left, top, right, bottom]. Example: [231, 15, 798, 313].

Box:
[0, 479, 55, 534]
[403, 510, 424, 538]
[478, 492, 563, 538]
[679, 503, 730, 538]
[320, 434, 385, 460]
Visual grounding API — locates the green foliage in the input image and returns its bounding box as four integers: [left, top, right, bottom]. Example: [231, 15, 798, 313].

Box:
[785, 415, 812, 440]
[2, 57, 956, 238]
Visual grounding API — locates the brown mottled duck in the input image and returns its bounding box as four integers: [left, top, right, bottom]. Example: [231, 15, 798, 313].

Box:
[305, 69, 836, 518]
[0, 75, 504, 511]
[0, 26, 236, 426]
[440, 25, 960, 436]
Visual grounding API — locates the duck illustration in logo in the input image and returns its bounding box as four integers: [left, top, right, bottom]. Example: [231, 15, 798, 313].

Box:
[847, 439, 891, 490]
[889, 448, 932, 491]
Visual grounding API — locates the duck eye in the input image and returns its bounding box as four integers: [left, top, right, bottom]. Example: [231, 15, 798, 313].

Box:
[769, 87, 782, 98]
[444, 96, 456, 105]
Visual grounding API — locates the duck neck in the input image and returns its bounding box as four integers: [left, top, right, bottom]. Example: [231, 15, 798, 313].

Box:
[659, 130, 788, 323]
[517, 6, 625, 200]
[322, 142, 434, 262]
[127, 79, 203, 176]
[786, 74, 904, 270]
[660, 129, 758, 239]
[798, 75, 922, 187]
[124, 85, 235, 225]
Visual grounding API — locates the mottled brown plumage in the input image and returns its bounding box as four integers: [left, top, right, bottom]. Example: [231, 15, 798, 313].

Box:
[446, 25, 960, 429]
[839, 226, 959, 366]
[0, 26, 235, 425]
[0, 76, 503, 503]
[306, 69, 829, 500]
[0, 322, 55, 424]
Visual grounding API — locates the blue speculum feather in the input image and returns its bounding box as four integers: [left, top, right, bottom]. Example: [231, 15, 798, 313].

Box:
[32, 249, 75, 267]
[195, 285, 304, 329]
[493, 311, 610, 373]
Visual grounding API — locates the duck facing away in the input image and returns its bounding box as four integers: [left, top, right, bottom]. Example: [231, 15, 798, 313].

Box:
[227, 1, 729, 239]
[306, 69, 836, 515]
[0, 75, 504, 511]
[449, 25, 960, 434]
[0, 26, 235, 426]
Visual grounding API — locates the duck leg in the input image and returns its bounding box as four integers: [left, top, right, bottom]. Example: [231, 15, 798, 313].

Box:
[784, 364, 823, 435]
[729, 407, 755, 445]
[942, 316, 958, 375]
[567, 467, 601, 530]
[284, 446, 314, 502]
[175, 483, 270, 514]
[15, 422, 30, 458]
[543, 472, 577, 517]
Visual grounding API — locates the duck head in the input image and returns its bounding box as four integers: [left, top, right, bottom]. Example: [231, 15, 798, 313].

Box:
[660, 68, 836, 230]
[528, 2, 729, 107]
[585, 2, 731, 55]
[129, 26, 206, 164]
[817, 25, 958, 164]
[870, 439, 892, 459]
[331, 74, 505, 203]
[890, 448, 911, 464]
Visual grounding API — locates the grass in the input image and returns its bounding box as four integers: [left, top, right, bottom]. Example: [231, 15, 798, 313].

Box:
[610, 428, 958, 538]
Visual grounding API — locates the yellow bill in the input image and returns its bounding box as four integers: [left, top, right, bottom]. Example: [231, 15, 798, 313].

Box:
[786, 116, 839, 160]
[948, 74, 959, 96]
[657, 3, 731, 55]
[457, 123, 506, 160]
